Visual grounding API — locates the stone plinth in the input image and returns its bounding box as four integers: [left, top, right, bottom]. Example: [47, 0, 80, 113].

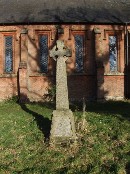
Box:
[50, 109, 77, 145]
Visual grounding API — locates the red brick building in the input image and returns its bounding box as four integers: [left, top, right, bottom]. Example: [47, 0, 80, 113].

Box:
[0, 0, 130, 102]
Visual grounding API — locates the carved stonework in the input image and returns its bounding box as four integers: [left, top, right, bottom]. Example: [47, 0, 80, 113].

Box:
[50, 40, 71, 110]
[49, 40, 77, 145]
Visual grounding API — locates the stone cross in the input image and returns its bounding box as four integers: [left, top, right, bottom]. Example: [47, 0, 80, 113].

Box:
[49, 40, 77, 145]
[50, 40, 71, 110]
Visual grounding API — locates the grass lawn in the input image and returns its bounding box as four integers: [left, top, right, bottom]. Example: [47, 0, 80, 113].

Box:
[0, 98, 130, 174]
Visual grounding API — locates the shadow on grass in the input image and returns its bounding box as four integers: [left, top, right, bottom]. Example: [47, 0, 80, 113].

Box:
[19, 103, 52, 142]
[35, 101, 56, 110]
[70, 100, 130, 121]
[88, 101, 130, 121]
[126, 162, 130, 174]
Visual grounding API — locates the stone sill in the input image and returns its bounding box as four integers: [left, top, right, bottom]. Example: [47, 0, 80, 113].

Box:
[68, 72, 95, 76]
[69, 73, 87, 76]
[0, 74, 17, 78]
[104, 72, 124, 76]
[29, 73, 54, 77]
[104, 96, 124, 101]
[29, 72, 95, 77]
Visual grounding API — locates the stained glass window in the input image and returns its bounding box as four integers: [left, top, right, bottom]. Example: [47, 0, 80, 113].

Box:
[74, 35, 84, 72]
[109, 36, 118, 72]
[39, 35, 48, 73]
[5, 36, 13, 73]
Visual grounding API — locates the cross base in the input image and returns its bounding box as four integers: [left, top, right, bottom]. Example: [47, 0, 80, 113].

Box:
[50, 109, 77, 146]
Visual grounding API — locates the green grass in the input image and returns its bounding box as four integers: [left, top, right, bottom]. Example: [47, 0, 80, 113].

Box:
[0, 98, 130, 174]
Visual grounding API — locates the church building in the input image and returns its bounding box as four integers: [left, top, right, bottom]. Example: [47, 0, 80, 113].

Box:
[0, 0, 130, 102]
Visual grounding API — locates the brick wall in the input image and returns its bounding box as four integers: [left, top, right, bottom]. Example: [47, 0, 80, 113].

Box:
[0, 24, 127, 102]
[0, 76, 17, 101]
[104, 75, 124, 100]
[68, 75, 96, 101]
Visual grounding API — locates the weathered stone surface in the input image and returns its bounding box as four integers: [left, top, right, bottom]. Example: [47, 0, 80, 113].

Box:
[50, 40, 71, 60]
[50, 40, 71, 110]
[49, 40, 77, 145]
[50, 110, 77, 144]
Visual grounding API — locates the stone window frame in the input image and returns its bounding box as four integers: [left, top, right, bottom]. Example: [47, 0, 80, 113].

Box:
[2, 32, 16, 74]
[71, 31, 86, 74]
[104, 30, 123, 75]
[35, 31, 51, 75]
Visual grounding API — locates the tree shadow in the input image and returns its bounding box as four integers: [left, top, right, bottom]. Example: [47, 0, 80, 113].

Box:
[18, 100, 51, 142]
[87, 100, 130, 121]
[70, 100, 130, 121]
